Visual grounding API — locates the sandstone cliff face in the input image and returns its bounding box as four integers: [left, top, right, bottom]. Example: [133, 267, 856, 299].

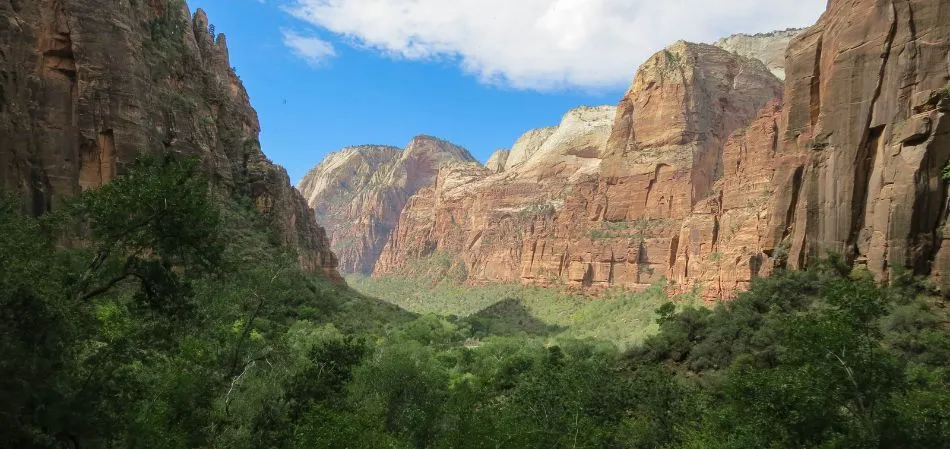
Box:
[298, 136, 476, 273]
[0, 0, 341, 280]
[670, 101, 806, 298]
[766, 0, 950, 284]
[600, 42, 783, 221]
[373, 42, 795, 298]
[504, 127, 557, 170]
[715, 28, 804, 80]
[374, 106, 618, 281]
[375, 0, 950, 299]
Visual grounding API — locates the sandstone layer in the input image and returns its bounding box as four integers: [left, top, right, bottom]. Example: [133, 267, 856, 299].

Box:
[0, 0, 341, 280]
[485, 150, 509, 173]
[298, 136, 475, 273]
[715, 28, 804, 80]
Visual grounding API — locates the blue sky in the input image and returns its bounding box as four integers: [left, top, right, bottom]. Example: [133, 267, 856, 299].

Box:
[187, 0, 825, 183]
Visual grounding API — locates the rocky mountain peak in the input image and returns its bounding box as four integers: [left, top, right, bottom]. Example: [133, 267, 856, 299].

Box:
[504, 127, 559, 170]
[297, 145, 401, 207]
[373, 0, 950, 300]
[603, 40, 782, 190]
[510, 105, 617, 179]
[376, 37, 787, 295]
[299, 136, 476, 274]
[401, 135, 476, 164]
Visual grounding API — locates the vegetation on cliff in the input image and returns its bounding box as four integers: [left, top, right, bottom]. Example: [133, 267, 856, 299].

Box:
[3, 156, 950, 448]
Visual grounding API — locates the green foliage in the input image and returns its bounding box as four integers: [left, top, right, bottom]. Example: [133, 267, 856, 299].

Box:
[69, 156, 222, 306]
[385, 250, 470, 284]
[347, 275, 676, 349]
[518, 202, 557, 220]
[158, 88, 198, 115]
[662, 49, 683, 72]
[3, 154, 949, 448]
[0, 155, 404, 448]
[633, 263, 950, 448]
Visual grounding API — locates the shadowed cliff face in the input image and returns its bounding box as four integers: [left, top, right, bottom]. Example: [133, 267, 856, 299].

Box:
[0, 0, 341, 280]
[767, 0, 950, 284]
[298, 136, 476, 274]
[369, 0, 950, 299]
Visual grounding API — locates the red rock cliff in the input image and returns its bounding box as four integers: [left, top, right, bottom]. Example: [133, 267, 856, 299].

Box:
[374, 43, 785, 298]
[376, 0, 950, 298]
[766, 0, 950, 283]
[0, 0, 341, 280]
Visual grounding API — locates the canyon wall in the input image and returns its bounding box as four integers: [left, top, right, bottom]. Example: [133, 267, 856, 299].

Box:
[374, 105, 618, 281]
[375, 43, 786, 298]
[372, 0, 950, 299]
[298, 136, 476, 273]
[766, 0, 950, 284]
[0, 0, 341, 280]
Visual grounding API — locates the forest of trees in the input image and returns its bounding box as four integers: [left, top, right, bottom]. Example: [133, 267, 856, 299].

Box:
[2, 156, 949, 448]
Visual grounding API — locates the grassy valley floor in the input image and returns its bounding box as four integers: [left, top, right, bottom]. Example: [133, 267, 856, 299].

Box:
[346, 275, 699, 349]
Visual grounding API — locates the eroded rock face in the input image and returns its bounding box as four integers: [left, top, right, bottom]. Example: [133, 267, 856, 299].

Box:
[766, 0, 950, 284]
[374, 106, 617, 281]
[485, 150, 509, 173]
[374, 42, 783, 296]
[377, 0, 950, 298]
[600, 42, 782, 223]
[505, 127, 557, 170]
[365, 0, 950, 299]
[715, 28, 804, 80]
[0, 0, 341, 280]
[298, 136, 476, 273]
[671, 101, 808, 299]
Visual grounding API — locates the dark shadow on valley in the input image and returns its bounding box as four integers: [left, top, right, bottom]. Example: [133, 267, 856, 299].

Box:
[463, 297, 565, 338]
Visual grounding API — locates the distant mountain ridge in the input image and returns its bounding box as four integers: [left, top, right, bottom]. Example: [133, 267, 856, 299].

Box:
[298, 136, 476, 273]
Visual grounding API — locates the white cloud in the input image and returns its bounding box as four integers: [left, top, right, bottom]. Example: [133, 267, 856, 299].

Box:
[282, 29, 337, 66]
[284, 0, 826, 90]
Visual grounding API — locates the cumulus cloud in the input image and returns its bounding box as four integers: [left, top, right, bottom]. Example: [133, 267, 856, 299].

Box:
[283, 0, 826, 90]
[282, 29, 337, 66]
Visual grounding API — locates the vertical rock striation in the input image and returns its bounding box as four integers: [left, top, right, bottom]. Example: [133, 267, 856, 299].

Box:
[0, 0, 341, 280]
[766, 0, 950, 284]
[307, 0, 950, 298]
[485, 150, 509, 173]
